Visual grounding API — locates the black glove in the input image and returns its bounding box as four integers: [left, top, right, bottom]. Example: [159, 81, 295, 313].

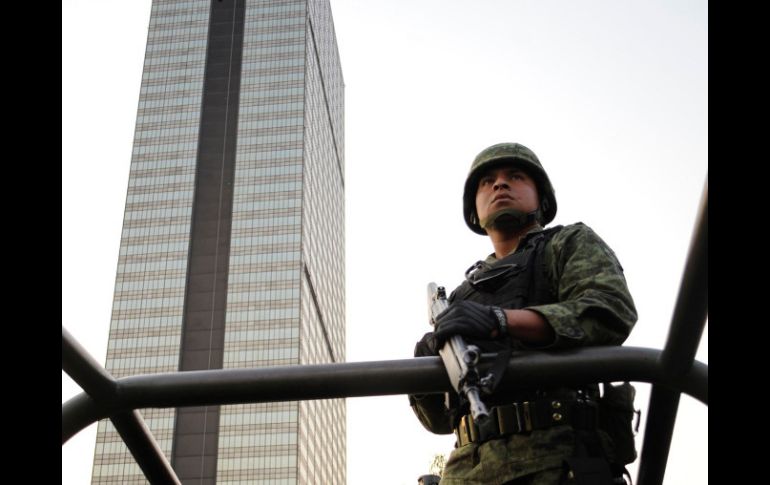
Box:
[433, 300, 508, 346]
[414, 331, 439, 357]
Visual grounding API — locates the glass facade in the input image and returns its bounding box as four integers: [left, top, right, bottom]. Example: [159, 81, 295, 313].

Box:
[298, 1, 345, 482]
[92, 0, 345, 483]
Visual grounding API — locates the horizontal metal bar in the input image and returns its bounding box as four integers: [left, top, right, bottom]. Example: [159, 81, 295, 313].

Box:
[63, 346, 707, 441]
[110, 410, 181, 485]
[116, 347, 707, 409]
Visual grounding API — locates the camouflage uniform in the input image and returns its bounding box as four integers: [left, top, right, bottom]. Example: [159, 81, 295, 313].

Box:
[411, 222, 637, 484]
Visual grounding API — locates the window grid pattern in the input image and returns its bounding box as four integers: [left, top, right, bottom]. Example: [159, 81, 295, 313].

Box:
[298, 1, 346, 483]
[91, 0, 210, 483]
[218, 0, 308, 483]
[298, 275, 345, 485]
[216, 402, 299, 484]
[301, 0, 345, 365]
[307, 0, 344, 177]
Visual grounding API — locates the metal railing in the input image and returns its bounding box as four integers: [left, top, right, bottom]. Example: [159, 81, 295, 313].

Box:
[62, 181, 707, 485]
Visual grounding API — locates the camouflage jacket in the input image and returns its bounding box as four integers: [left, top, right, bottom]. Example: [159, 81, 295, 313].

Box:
[411, 222, 637, 483]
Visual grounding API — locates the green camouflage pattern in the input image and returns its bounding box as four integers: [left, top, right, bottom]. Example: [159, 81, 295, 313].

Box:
[523, 222, 636, 349]
[464, 143, 557, 235]
[412, 222, 636, 483]
[470, 143, 542, 173]
[440, 425, 574, 484]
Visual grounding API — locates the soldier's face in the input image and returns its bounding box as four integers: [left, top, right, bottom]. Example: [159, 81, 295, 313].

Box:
[475, 164, 540, 224]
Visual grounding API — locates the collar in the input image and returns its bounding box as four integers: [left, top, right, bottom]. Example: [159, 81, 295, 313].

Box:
[485, 224, 545, 263]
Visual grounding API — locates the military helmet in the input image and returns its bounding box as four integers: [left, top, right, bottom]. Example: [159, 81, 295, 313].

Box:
[463, 142, 557, 235]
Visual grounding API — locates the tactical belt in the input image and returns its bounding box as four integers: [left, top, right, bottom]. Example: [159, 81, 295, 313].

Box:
[454, 397, 598, 447]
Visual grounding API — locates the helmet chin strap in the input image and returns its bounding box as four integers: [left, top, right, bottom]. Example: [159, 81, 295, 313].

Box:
[480, 208, 539, 232]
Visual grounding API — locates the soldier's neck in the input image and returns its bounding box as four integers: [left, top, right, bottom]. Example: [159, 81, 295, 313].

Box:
[487, 223, 541, 259]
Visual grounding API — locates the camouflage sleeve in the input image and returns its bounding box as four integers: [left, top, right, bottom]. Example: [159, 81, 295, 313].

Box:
[525, 223, 637, 349]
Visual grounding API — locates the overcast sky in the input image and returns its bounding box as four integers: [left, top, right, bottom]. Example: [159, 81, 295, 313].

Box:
[63, 1, 708, 483]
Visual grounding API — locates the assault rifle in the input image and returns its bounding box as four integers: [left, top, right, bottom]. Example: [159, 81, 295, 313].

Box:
[427, 282, 491, 423]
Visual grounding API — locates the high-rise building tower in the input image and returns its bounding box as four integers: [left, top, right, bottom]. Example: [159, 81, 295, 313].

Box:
[90, 0, 345, 483]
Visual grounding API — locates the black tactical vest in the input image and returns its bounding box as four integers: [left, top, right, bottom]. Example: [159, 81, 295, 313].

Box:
[445, 226, 570, 407]
[449, 225, 564, 311]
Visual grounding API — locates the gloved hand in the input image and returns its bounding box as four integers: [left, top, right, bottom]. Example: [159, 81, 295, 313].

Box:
[414, 332, 439, 357]
[433, 300, 508, 346]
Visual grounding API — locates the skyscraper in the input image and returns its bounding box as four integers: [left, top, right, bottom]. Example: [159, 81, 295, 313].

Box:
[90, 0, 345, 483]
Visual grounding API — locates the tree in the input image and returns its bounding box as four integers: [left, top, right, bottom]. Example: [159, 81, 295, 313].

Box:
[429, 453, 447, 477]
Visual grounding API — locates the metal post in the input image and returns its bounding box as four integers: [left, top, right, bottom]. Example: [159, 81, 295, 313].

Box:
[660, 179, 708, 374]
[637, 179, 708, 485]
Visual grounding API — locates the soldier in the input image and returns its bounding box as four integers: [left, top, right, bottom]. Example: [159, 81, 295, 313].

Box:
[410, 143, 638, 484]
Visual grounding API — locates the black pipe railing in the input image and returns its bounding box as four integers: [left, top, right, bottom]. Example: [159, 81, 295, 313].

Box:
[63, 345, 708, 442]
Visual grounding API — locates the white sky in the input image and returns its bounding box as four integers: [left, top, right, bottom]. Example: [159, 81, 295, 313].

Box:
[63, 1, 708, 484]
